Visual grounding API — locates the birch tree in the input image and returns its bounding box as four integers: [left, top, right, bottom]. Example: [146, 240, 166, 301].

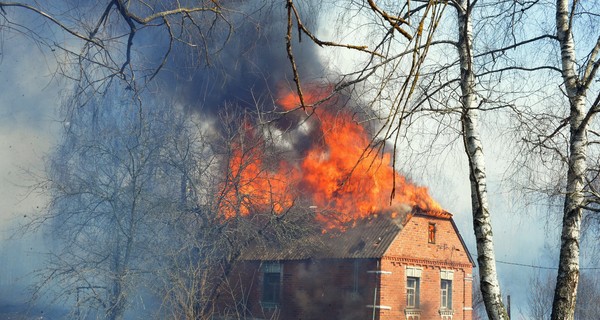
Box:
[550, 1, 600, 318]
[6, 0, 600, 319]
[422, 0, 600, 314]
[412, 0, 600, 318]
[288, 1, 600, 318]
[455, 1, 508, 318]
[528, 269, 600, 320]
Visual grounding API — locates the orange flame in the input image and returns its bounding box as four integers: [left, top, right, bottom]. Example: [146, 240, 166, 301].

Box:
[218, 123, 298, 219]
[219, 87, 444, 230]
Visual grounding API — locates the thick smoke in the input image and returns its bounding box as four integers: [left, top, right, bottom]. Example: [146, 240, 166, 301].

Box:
[157, 1, 326, 115]
[148, 1, 376, 169]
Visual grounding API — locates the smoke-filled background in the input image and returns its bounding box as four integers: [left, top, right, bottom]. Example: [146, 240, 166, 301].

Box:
[0, 3, 333, 318]
[0, 1, 582, 319]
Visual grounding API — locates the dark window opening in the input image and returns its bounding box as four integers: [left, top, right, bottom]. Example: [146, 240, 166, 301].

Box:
[428, 223, 436, 244]
[261, 262, 281, 307]
[263, 273, 281, 304]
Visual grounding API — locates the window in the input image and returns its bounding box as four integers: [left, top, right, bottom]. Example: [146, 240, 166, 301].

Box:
[441, 279, 452, 309]
[440, 269, 454, 313]
[261, 262, 281, 307]
[428, 223, 436, 243]
[406, 266, 422, 310]
[407, 277, 420, 308]
[263, 273, 281, 303]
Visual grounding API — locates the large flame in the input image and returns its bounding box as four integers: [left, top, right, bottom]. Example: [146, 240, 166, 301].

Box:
[218, 122, 299, 219]
[219, 87, 444, 230]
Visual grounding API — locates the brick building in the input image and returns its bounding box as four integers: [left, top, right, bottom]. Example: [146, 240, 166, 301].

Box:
[217, 210, 474, 320]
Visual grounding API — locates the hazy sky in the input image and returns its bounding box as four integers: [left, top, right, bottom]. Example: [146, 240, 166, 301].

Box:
[0, 5, 570, 319]
[0, 33, 61, 224]
[0, 24, 64, 309]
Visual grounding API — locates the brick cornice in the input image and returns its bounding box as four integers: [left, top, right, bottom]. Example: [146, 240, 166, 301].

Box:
[382, 256, 472, 269]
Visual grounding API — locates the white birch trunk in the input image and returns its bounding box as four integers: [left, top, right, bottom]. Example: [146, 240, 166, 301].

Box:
[456, 1, 509, 319]
[551, 0, 587, 318]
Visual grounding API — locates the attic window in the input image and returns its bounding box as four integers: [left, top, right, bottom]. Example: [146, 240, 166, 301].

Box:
[428, 223, 436, 244]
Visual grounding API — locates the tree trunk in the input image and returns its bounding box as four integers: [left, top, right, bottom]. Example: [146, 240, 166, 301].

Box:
[456, 1, 509, 319]
[551, 0, 587, 318]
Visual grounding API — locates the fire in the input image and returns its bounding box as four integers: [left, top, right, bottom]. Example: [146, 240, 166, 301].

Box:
[219, 86, 444, 229]
[218, 123, 298, 219]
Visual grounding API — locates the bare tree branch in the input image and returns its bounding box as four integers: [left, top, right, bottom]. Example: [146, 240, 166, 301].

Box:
[0, 1, 101, 45]
[366, 0, 413, 39]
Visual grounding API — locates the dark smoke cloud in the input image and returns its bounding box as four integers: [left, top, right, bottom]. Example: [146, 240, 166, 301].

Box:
[156, 1, 325, 115]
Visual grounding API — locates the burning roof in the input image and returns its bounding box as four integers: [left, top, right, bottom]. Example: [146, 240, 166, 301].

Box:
[219, 87, 444, 231]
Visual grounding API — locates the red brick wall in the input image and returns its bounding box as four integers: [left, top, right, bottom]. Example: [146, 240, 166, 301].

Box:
[214, 260, 262, 317]
[379, 215, 473, 320]
[378, 261, 473, 320]
[385, 215, 472, 265]
[281, 259, 379, 320]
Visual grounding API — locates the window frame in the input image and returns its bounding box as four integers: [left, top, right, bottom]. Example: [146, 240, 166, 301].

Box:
[440, 269, 454, 312]
[441, 279, 452, 310]
[405, 266, 422, 309]
[261, 262, 282, 307]
[406, 276, 420, 308]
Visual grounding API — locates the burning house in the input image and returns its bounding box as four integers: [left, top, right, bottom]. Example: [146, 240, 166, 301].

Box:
[214, 89, 474, 320]
[216, 208, 473, 320]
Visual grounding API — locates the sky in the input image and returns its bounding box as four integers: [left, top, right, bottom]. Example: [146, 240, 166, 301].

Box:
[0, 24, 63, 310]
[0, 3, 579, 319]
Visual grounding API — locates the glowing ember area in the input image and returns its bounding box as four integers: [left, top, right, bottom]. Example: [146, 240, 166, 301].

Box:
[220, 87, 444, 229]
